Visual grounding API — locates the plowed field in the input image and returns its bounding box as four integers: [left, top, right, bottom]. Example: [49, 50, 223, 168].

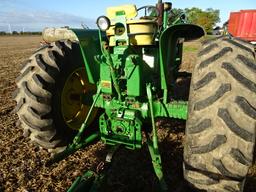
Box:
[0, 36, 255, 192]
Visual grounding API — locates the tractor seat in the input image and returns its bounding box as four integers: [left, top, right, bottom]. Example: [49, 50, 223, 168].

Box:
[106, 5, 157, 46]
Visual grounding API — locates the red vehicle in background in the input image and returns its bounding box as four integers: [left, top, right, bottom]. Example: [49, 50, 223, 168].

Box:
[227, 10, 256, 44]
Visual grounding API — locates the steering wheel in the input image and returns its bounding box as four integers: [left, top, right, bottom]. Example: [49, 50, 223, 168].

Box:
[137, 5, 158, 20]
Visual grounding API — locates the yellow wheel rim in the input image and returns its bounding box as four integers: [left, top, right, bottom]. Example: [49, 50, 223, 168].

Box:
[61, 67, 97, 130]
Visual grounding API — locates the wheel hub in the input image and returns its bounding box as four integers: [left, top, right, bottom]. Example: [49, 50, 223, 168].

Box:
[61, 68, 97, 130]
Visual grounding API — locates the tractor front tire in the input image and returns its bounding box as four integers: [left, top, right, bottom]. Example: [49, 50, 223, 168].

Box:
[13, 40, 96, 152]
[184, 36, 256, 191]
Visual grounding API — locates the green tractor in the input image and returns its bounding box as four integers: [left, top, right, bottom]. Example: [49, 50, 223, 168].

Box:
[14, 1, 256, 191]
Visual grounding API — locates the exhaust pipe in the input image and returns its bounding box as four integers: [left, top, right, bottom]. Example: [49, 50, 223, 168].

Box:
[157, 0, 164, 26]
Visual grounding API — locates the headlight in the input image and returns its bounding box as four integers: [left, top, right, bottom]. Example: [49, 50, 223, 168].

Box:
[96, 16, 110, 31]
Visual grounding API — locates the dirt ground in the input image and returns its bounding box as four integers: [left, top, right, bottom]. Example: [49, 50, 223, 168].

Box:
[0, 36, 255, 192]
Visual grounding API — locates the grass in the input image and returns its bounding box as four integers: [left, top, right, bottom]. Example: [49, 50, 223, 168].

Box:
[183, 45, 198, 52]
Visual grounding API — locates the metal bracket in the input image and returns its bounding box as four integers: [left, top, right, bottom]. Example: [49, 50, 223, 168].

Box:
[146, 84, 168, 192]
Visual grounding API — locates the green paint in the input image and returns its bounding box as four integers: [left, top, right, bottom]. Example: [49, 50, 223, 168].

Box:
[65, 2, 205, 191]
[71, 29, 102, 84]
[46, 132, 99, 166]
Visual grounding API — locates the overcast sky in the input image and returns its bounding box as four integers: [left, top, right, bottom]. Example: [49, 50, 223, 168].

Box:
[0, 0, 255, 32]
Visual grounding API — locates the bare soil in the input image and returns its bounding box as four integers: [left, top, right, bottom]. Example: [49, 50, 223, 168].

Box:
[0, 36, 255, 192]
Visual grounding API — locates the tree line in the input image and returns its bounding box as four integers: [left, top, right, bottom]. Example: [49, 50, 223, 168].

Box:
[170, 7, 220, 34]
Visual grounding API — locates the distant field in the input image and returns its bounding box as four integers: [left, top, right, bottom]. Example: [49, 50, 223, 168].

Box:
[0, 36, 255, 192]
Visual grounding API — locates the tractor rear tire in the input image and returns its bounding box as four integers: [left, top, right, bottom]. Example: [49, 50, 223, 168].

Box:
[183, 36, 256, 191]
[13, 40, 96, 152]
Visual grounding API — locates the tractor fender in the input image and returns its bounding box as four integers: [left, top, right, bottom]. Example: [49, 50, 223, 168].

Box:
[159, 24, 204, 90]
[160, 24, 205, 43]
[71, 29, 102, 84]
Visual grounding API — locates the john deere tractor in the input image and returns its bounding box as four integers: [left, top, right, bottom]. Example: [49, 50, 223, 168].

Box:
[14, 1, 256, 191]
